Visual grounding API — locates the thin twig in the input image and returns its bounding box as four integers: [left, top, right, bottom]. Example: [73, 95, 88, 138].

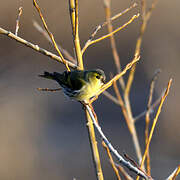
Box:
[69, 0, 83, 70]
[115, 163, 134, 180]
[145, 69, 161, 175]
[134, 91, 164, 122]
[124, 153, 151, 179]
[85, 103, 151, 180]
[33, 21, 76, 63]
[104, 0, 125, 90]
[102, 141, 121, 180]
[33, 0, 70, 71]
[90, 54, 140, 104]
[85, 109, 104, 180]
[103, 91, 121, 106]
[136, 79, 172, 180]
[0, 27, 77, 69]
[113, 80, 132, 132]
[166, 165, 180, 180]
[15, 7, 23, 36]
[125, 0, 158, 101]
[82, 14, 140, 54]
[85, 2, 137, 46]
[37, 88, 62, 92]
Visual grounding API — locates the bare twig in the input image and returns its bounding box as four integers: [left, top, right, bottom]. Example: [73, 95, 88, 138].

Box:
[113, 80, 132, 132]
[85, 109, 104, 180]
[166, 165, 180, 180]
[90, 54, 140, 104]
[125, 0, 158, 101]
[104, 0, 125, 90]
[0, 27, 77, 69]
[33, 0, 70, 71]
[102, 141, 121, 180]
[145, 69, 161, 175]
[115, 163, 133, 180]
[103, 91, 121, 106]
[69, 0, 83, 70]
[82, 14, 140, 54]
[85, 2, 137, 51]
[15, 7, 23, 36]
[85, 103, 151, 180]
[37, 88, 62, 92]
[87, 2, 137, 43]
[33, 21, 76, 63]
[136, 79, 172, 180]
[134, 92, 164, 122]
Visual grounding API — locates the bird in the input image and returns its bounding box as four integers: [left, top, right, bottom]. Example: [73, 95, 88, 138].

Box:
[39, 69, 106, 101]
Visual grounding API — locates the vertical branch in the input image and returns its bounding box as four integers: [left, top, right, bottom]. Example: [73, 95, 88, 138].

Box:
[121, 0, 158, 166]
[136, 79, 172, 180]
[125, 0, 158, 97]
[69, 0, 84, 70]
[145, 70, 160, 175]
[85, 108, 104, 180]
[102, 0, 143, 166]
[69, 1, 103, 179]
[103, 0, 125, 90]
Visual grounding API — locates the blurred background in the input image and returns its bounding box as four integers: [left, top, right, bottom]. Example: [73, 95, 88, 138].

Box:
[0, 0, 179, 179]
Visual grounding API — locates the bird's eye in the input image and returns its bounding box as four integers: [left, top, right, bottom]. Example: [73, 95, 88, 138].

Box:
[96, 75, 100, 79]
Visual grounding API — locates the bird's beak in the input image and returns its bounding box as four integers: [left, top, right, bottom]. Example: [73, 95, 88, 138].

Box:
[101, 78, 106, 84]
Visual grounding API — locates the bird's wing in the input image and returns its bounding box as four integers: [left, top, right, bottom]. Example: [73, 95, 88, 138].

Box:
[68, 71, 87, 91]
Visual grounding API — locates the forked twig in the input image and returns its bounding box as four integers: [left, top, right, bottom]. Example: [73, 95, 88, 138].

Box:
[103, 91, 121, 106]
[166, 165, 180, 180]
[145, 69, 161, 175]
[134, 92, 163, 122]
[85, 103, 151, 180]
[0, 27, 77, 69]
[33, 21, 76, 63]
[33, 0, 70, 71]
[136, 79, 172, 180]
[82, 14, 140, 54]
[85, 2, 137, 52]
[125, 0, 158, 100]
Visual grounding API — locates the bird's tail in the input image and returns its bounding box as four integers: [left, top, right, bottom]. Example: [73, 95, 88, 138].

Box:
[39, 71, 63, 81]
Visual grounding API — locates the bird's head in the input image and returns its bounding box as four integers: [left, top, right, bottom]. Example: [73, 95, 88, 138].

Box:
[86, 69, 106, 86]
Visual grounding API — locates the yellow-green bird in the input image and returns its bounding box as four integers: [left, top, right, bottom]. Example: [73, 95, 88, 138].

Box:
[39, 69, 106, 101]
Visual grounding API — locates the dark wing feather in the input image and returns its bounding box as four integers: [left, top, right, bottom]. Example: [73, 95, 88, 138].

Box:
[39, 70, 85, 91]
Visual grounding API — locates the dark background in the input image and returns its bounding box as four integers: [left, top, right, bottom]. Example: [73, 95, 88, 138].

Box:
[0, 0, 179, 179]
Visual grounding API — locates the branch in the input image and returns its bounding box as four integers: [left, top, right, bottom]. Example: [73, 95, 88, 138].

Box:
[145, 69, 161, 175]
[33, 21, 76, 63]
[82, 14, 140, 54]
[85, 2, 137, 52]
[33, 0, 70, 71]
[0, 27, 77, 69]
[84, 109, 104, 180]
[166, 165, 180, 180]
[103, 0, 126, 90]
[85, 104, 151, 180]
[69, 0, 84, 70]
[15, 6, 23, 36]
[136, 79, 172, 180]
[125, 0, 159, 99]
[102, 141, 121, 180]
[90, 53, 140, 104]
